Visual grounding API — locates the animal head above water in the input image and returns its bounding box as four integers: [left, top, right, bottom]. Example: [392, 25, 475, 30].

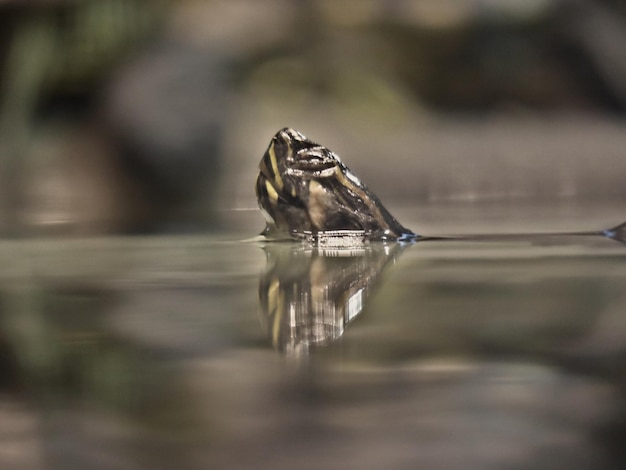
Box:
[256, 128, 416, 242]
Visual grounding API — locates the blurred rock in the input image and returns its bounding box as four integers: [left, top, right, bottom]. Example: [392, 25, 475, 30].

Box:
[0, 0, 169, 236]
[102, 38, 231, 232]
[20, 123, 151, 235]
[373, 0, 626, 111]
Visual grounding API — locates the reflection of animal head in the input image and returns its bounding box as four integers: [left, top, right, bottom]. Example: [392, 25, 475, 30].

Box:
[256, 128, 415, 241]
[258, 243, 405, 354]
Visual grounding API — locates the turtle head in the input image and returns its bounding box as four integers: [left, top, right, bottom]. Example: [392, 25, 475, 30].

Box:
[256, 128, 415, 241]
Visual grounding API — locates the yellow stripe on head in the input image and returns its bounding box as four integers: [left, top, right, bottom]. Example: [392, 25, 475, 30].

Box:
[268, 143, 284, 191]
[265, 179, 279, 205]
[307, 180, 327, 230]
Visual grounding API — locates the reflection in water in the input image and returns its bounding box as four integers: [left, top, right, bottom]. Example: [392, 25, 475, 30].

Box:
[258, 242, 406, 354]
[1, 236, 626, 469]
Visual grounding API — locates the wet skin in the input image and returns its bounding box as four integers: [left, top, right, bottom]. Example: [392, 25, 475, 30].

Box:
[256, 128, 626, 244]
[256, 128, 416, 242]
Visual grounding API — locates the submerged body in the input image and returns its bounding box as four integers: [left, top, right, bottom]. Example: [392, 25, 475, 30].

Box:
[256, 128, 415, 242]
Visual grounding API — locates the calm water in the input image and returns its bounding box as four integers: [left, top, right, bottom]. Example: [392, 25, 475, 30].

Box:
[1, 205, 626, 470]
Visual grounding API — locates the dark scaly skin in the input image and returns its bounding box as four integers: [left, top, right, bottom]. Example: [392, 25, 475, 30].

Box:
[256, 128, 626, 245]
[256, 128, 416, 242]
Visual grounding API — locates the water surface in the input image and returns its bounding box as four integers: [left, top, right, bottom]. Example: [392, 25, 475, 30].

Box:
[1, 206, 626, 470]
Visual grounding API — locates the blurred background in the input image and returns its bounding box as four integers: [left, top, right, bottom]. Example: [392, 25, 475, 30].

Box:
[1, 0, 625, 235]
[1, 1, 626, 469]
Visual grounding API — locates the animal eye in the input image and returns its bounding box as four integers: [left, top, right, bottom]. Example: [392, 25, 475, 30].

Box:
[291, 148, 337, 171]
